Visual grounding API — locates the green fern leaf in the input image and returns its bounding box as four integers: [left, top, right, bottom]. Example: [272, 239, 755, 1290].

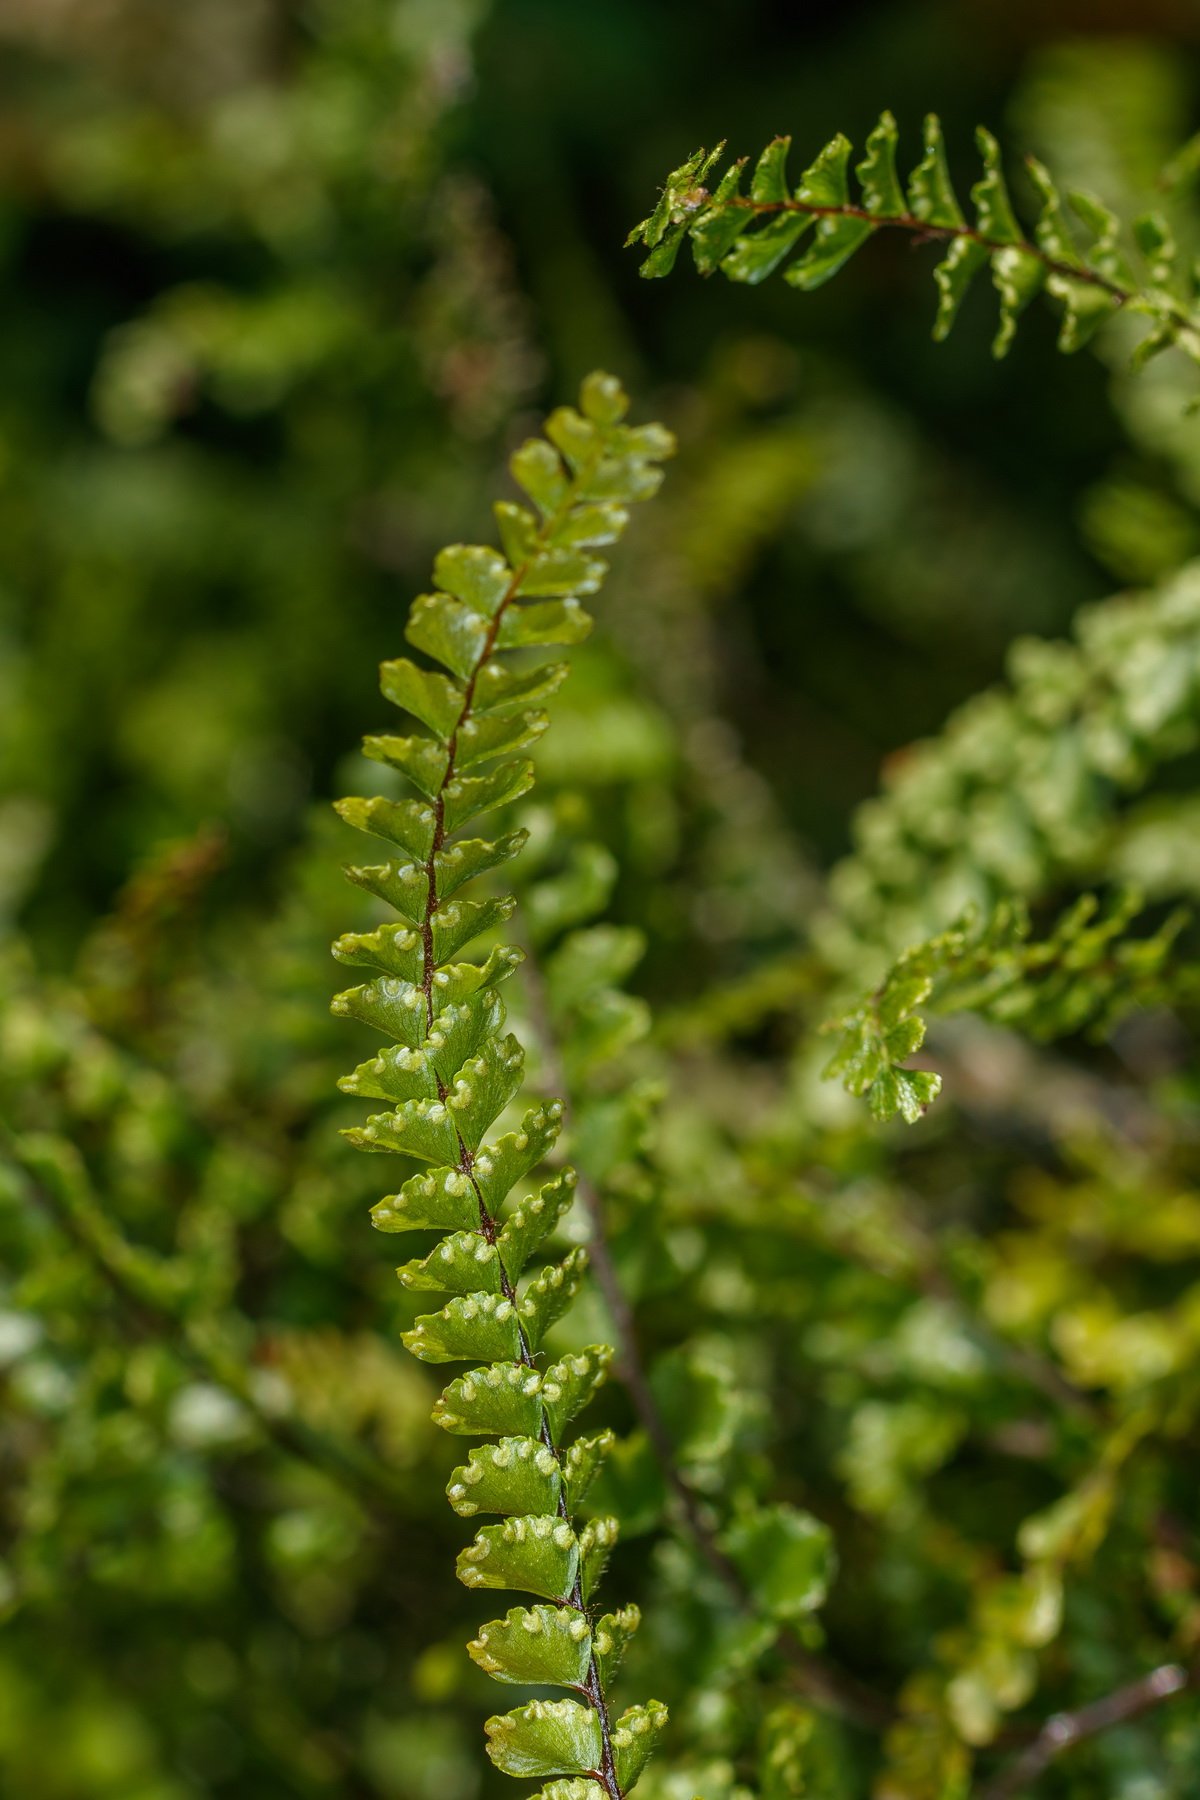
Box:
[423, 993, 509, 1087]
[690, 157, 750, 273]
[434, 1361, 551, 1438]
[485, 1698, 603, 1780]
[516, 547, 607, 599]
[430, 895, 519, 965]
[932, 235, 989, 339]
[907, 114, 965, 228]
[1024, 156, 1077, 263]
[433, 1345, 612, 1440]
[490, 498, 541, 563]
[991, 245, 1045, 357]
[331, 924, 426, 982]
[470, 1101, 566, 1212]
[339, 1042, 438, 1105]
[722, 214, 813, 286]
[592, 1605, 640, 1690]
[1069, 189, 1135, 287]
[371, 1167, 480, 1235]
[406, 591, 491, 680]
[796, 132, 852, 207]
[526, 1784, 606, 1800]
[456, 1514, 580, 1599]
[349, 1094, 465, 1162]
[433, 543, 513, 616]
[330, 970, 430, 1037]
[785, 133, 872, 289]
[970, 128, 1021, 243]
[624, 143, 722, 276]
[456, 711, 549, 768]
[785, 215, 872, 290]
[562, 1431, 615, 1509]
[496, 1170, 577, 1278]
[398, 1230, 504, 1296]
[1133, 211, 1176, 288]
[435, 831, 529, 899]
[545, 502, 629, 548]
[856, 111, 905, 216]
[578, 1516, 620, 1600]
[631, 121, 1198, 397]
[357, 731, 447, 796]
[495, 599, 593, 649]
[343, 858, 428, 923]
[527, 1785, 607, 1800]
[333, 793, 435, 859]
[750, 135, 792, 203]
[540, 1347, 616, 1442]
[405, 1293, 524, 1365]
[442, 760, 536, 834]
[1025, 157, 1117, 352]
[518, 1247, 590, 1348]
[469, 1605, 594, 1686]
[510, 438, 571, 515]
[379, 657, 465, 739]
[474, 657, 571, 715]
[443, 1035, 527, 1151]
[869, 1065, 942, 1124]
[447, 1438, 562, 1518]
[611, 1701, 670, 1788]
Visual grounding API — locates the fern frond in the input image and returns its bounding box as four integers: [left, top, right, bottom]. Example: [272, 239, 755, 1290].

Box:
[825, 891, 1189, 1123]
[334, 374, 674, 1798]
[627, 116, 1200, 373]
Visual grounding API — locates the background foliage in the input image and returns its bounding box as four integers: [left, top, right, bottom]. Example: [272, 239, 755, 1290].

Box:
[4, 2, 1200, 1798]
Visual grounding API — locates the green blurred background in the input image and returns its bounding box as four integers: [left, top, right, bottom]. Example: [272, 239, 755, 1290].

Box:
[6, 0, 1197, 954]
[2, 1, 1200, 1796]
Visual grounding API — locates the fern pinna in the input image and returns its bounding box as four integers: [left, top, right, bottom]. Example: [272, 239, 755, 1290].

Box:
[331, 373, 674, 1800]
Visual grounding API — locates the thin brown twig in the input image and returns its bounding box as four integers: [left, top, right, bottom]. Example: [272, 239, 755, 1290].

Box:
[514, 932, 893, 1732]
[977, 1664, 1191, 1800]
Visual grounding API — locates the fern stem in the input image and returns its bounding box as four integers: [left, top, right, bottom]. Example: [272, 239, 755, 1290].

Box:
[725, 194, 1153, 310]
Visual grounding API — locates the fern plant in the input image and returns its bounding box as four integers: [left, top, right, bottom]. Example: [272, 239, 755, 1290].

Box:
[627, 114, 1200, 369]
[332, 373, 674, 1799]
